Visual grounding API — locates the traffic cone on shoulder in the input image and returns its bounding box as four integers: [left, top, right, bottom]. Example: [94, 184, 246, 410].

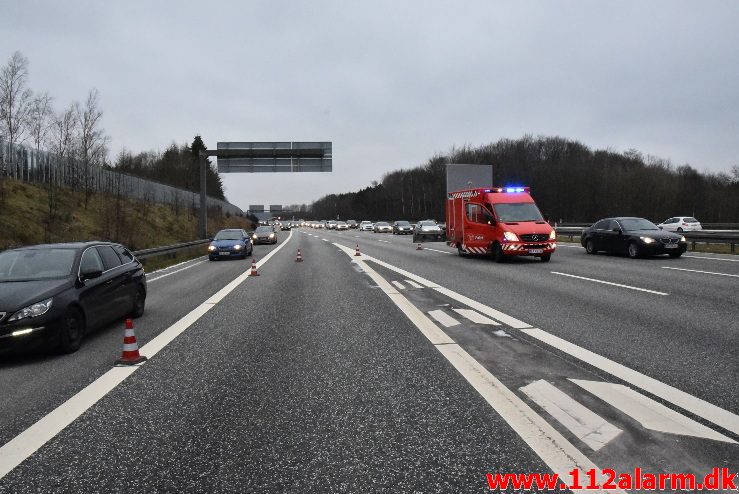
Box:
[250, 258, 260, 276]
[354, 244, 361, 256]
[115, 319, 147, 366]
[296, 249, 303, 262]
[416, 243, 423, 250]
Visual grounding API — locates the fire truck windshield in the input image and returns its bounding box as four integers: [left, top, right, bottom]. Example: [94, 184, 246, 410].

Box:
[493, 202, 544, 222]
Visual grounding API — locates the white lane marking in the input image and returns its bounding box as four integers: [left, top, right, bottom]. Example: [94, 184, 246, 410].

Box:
[522, 327, 739, 436]
[434, 287, 530, 328]
[556, 244, 582, 249]
[661, 266, 739, 278]
[378, 239, 390, 243]
[452, 309, 500, 326]
[424, 247, 453, 255]
[0, 231, 294, 480]
[391, 281, 406, 290]
[322, 238, 329, 242]
[147, 260, 207, 282]
[684, 255, 739, 262]
[404, 279, 423, 289]
[551, 271, 668, 296]
[520, 380, 622, 451]
[354, 235, 360, 238]
[335, 243, 621, 492]
[331, 240, 739, 437]
[428, 310, 461, 327]
[146, 255, 207, 275]
[571, 380, 735, 444]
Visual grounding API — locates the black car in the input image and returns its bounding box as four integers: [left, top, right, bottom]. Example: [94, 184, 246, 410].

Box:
[0, 242, 147, 354]
[581, 217, 687, 258]
[392, 220, 413, 235]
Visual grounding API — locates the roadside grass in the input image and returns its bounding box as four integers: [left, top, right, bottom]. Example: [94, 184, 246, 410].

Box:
[0, 178, 252, 255]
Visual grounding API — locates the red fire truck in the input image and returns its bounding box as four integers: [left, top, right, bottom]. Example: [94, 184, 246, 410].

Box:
[445, 186, 556, 262]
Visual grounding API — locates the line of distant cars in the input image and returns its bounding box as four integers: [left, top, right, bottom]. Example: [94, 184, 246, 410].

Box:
[305, 219, 444, 242]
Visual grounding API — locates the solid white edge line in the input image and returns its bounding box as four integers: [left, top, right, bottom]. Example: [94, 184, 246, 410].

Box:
[551, 271, 669, 296]
[0, 230, 294, 480]
[146, 255, 208, 276]
[147, 260, 207, 282]
[334, 241, 739, 437]
[684, 255, 739, 262]
[334, 243, 621, 493]
[661, 266, 739, 278]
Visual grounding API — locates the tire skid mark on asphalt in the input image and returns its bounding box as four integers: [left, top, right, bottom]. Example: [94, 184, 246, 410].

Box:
[328, 239, 739, 438]
[0, 230, 295, 481]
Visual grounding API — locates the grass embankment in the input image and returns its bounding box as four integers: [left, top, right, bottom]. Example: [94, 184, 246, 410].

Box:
[0, 178, 252, 268]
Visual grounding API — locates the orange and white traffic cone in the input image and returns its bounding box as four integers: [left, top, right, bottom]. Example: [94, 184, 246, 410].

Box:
[354, 244, 361, 256]
[115, 319, 147, 366]
[296, 249, 303, 262]
[250, 258, 260, 276]
[416, 243, 423, 250]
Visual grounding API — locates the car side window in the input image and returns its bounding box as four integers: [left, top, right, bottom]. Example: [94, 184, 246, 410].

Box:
[80, 248, 104, 273]
[608, 220, 622, 231]
[594, 220, 609, 230]
[97, 246, 123, 270]
[114, 245, 135, 264]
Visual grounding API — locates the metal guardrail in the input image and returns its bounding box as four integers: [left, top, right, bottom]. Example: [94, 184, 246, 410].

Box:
[133, 239, 210, 259]
[555, 227, 739, 253]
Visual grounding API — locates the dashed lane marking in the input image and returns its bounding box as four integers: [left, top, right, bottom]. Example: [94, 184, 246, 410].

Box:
[404, 279, 423, 289]
[0, 231, 295, 480]
[423, 247, 453, 254]
[520, 380, 622, 451]
[661, 266, 739, 278]
[452, 309, 500, 325]
[391, 281, 406, 290]
[326, 240, 739, 436]
[551, 271, 669, 296]
[571, 380, 735, 444]
[428, 309, 461, 327]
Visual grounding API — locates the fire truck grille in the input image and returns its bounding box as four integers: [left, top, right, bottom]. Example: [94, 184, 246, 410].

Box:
[520, 234, 549, 242]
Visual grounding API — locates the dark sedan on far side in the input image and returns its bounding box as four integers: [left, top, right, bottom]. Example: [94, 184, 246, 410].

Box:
[0, 242, 146, 354]
[581, 217, 687, 258]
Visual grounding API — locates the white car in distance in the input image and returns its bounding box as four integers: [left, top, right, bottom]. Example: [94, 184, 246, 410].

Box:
[657, 217, 702, 232]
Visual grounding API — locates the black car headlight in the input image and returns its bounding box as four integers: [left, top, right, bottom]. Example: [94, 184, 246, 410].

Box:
[8, 298, 53, 322]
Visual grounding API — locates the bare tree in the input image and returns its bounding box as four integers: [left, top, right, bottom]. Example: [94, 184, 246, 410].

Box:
[75, 89, 109, 207]
[0, 51, 33, 199]
[28, 92, 54, 151]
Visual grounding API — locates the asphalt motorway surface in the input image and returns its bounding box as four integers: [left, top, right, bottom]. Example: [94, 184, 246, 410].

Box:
[0, 228, 737, 492]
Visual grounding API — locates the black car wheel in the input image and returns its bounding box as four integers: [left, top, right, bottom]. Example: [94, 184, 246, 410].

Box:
[493, 243, 506, 263]
[585, 239, 597, 254]
[627, 241, 641, 259]
[131, 286, 146, 318]
[59, 307, 85, 354]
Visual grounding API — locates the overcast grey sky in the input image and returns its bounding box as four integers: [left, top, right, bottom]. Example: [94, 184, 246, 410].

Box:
[2, 1, 738, 210]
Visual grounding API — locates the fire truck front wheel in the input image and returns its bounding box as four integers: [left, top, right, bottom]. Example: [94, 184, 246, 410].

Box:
[539, 254, 551, 262]
[492, 243, 506, 263]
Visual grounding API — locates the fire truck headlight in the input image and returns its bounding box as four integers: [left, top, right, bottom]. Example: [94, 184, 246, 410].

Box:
[503, 232, 519, 242]
[549, 230, 556, 240]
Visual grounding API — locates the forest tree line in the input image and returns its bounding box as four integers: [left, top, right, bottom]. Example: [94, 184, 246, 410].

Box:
[310, 135, 739, 224]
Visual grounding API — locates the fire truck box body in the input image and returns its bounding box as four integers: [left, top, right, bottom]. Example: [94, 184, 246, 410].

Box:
[445, 187, 556, 261]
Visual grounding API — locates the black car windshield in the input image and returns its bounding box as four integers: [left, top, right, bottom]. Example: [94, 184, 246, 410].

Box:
[396, 221, 410, 226]
[255, 226, 273, 233]
[376, 222, 389, 226]
[493, 203, 544, 222]
[214, 231, 243, 240]
[620, 219, 659, 231]
[0, 248, 77, 281]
